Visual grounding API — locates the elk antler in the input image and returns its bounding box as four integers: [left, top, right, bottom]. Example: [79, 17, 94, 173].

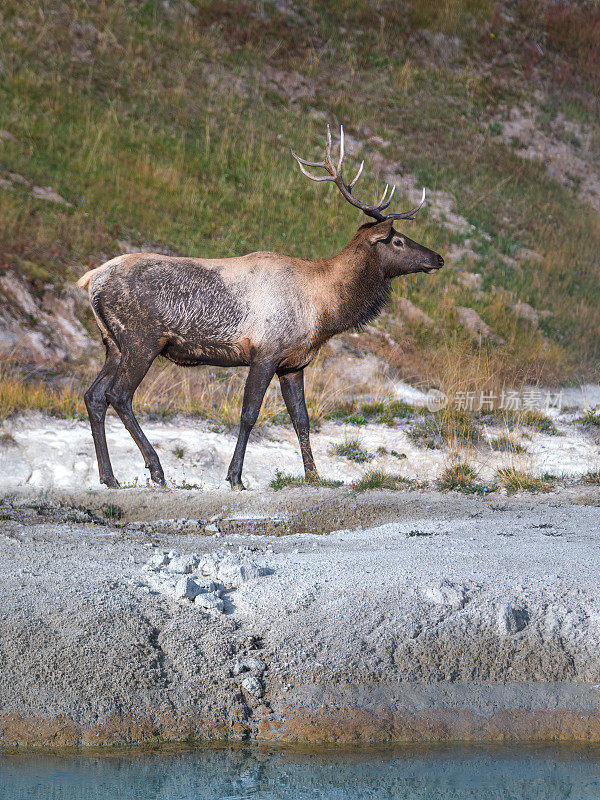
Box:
[291, 124, 426, 222]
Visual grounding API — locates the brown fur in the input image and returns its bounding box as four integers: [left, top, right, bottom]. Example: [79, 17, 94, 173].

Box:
[79, 221, 443, 489]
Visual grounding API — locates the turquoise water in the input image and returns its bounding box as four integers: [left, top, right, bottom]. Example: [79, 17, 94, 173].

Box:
[1, 746, 600, 799]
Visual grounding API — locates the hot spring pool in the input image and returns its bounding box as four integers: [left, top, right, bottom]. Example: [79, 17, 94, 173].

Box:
[1, 745, 600, 799]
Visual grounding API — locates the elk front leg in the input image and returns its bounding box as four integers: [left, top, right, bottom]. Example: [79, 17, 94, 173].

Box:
[227, 361, 276, 490]
[278, 367, 318, 479]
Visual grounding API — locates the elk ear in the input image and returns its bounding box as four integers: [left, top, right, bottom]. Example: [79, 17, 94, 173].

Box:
[367, 219, 393, 245]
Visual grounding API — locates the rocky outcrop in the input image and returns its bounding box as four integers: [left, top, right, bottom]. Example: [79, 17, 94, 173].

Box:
[0, 271, 94, 363]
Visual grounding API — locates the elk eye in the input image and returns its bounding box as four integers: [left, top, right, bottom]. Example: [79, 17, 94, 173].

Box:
[393, 238, 404, 248]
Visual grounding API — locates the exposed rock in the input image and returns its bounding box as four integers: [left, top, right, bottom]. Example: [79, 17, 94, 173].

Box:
[241, 676, 264, 698]
[8, 172, 28, 185]
[456, 306, 505, 344]
[194, 592, 225, 613]
[31, 185, 72, 206]
[511, 301, 552, 327]
[493, 102, 600, 210]
[396, 297, 434, 327]
[497, 603, 530, 634]
[423, 580, 468, 609]
[168, 554, 199, 574]
[198, 552, 271, 588]
[173, 576, 203, 602]
[233, 657, 266, 676]
[457, 271, 483, 290]
[0, 271, 93, 364]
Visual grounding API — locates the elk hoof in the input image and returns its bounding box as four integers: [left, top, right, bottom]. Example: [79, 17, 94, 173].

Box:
[227, 474, 246, 491]
[150, 472, 166, 487]
[101, 476, 120, 489]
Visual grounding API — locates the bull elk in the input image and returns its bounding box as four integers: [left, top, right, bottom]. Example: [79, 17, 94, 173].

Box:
[77, 125, 444, 489]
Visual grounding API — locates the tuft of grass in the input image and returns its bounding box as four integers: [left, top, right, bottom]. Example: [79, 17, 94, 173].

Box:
[0, 365, 86, 419]
[329, 435, 373, 464]
[327, 400, 413, 426]
[270, 470, 343, 491]
[409, 409, 481, 450]
[352, 470, 409, 491]
[173, 446, 185, 459]
[438, 462, 477, 491]
[519, 411, 560, 435]
[581, 469, 600, 485]
[496, 467, 554, 494]
[576, 410, 600, 427]
[102, 503, 123, 521]
[489, 435, 527, 454]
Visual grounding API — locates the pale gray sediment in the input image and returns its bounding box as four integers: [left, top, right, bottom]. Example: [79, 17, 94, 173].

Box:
[1, 487, 600, 748]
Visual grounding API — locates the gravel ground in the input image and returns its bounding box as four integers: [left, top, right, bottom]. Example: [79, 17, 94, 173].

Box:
[1, 482, 600, 748]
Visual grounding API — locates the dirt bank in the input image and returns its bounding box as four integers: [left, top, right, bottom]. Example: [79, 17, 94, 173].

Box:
[1, 483, 600, 749]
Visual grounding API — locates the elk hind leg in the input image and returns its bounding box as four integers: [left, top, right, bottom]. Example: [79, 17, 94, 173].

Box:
[84, 343, 121, 488]
[106, 344, 166, 486]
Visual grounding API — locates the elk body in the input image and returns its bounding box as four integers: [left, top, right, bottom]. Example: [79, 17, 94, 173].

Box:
[78, 126, 444, 489]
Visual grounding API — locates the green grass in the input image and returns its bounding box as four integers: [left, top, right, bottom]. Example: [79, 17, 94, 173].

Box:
[352, 470, 410, 491]
[408, 409, 481, 449]
[582, 469, 600, 485]
[438, 462, 477, 490]
[489, 435, 527, 453]
[496, 467, 554, 494]
[329, 435, 373, 463]
[270, 470, 343, 490]
[576, 410, 600, 427]
[326, 400, 414, 426]
[102, 503, 123, 521]
[1, 0, 599, 413]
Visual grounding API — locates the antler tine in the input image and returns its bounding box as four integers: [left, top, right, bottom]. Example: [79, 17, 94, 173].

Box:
[337, 124, 345, 174]
[386, 187, 426, 220]
[324, 123, 333, 169]
[375, 183, 390, 209]
[291, 152, 336, 182]
[291, 152, 329, 168]
[378, 184, 396, 212]
[291, 125, 427, 223]
[349, 159, 364, 189]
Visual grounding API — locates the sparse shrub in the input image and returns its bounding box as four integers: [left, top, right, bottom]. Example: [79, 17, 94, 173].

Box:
[438, 462, 477, 490]
[490, 435, 527, 453]
[102, 503, 123, 521]
[270, 470, 343, 490]
[576, 410, 600, 427]
[496, 467, 553, 494]
[520, 411, 559, 435]
[326, 400, 413, 426]
[352, 470, 409, 491]
[409, 409, 481, 449]
[173, 446, 185, 459]
[582, 470, 600, 485]
[329, 435, 373, 463]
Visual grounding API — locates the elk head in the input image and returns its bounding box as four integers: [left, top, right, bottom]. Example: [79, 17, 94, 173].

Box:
[291, 124, 444, 279]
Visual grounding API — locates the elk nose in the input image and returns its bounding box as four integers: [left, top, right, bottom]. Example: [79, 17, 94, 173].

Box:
[437, 254, 444, 267]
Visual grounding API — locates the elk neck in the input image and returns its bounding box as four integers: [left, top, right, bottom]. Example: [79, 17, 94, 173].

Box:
[308, 230, 390, 337]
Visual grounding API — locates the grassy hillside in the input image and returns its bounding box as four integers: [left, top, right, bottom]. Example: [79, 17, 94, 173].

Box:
[0, 0, 599, 419]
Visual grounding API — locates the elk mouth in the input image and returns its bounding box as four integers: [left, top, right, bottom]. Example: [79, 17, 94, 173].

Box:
[422, 266, 441, 274]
